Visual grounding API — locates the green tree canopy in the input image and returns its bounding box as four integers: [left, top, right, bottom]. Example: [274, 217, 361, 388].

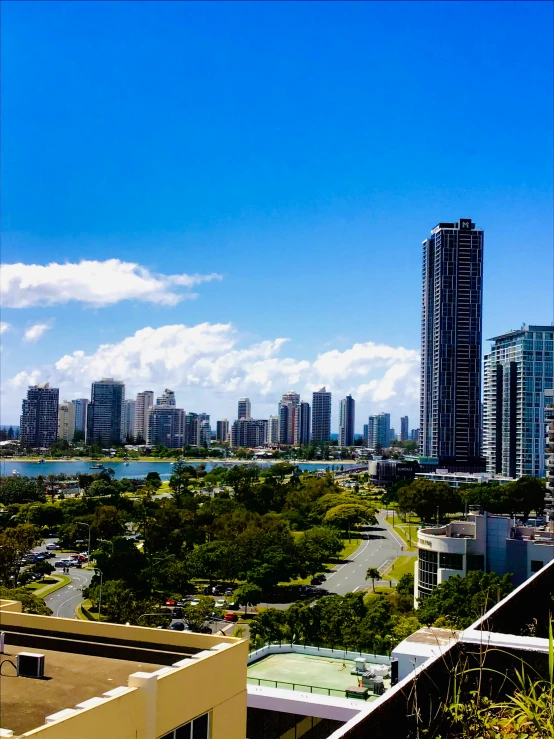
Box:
[417, 570, 513, 629]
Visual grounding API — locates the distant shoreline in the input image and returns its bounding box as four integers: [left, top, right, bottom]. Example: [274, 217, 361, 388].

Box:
[4, 457, 361, 466]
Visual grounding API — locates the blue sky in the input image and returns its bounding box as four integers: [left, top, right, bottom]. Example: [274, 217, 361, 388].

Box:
[1, 0, 552, 430]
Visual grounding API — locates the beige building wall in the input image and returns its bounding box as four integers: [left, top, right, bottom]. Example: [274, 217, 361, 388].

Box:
[57, 401, 76, 442]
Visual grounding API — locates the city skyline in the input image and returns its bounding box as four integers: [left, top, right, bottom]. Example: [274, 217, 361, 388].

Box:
[1, 2, 552, 432]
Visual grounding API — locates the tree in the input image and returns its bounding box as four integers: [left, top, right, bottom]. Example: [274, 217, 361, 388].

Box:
[30, 560, 55, 578]
[234, 582, 263, 615]
[181, 596, 214, 631]
[505, 476, 546, 519]
[366, 567, 381, 592]
[296, 527, 342, 576]
[145, 471, 162, 490]
[417, 570, 513, 629]
[226, 465, 260, 504]
[396, 572, 415, 596]
[0, 524, 42, 586]
[397, 479, 460, 522]
[324, 503, 376, 537]
[250, 607, 286, 646]
[0, 587, 52, 615]
[169, 460, 192, 501]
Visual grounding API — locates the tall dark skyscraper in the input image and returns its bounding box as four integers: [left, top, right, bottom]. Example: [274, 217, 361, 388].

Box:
[312, 387, 331, 443]
[20, 382, 59, 449]
[87, 378, 125, 446]
[338, 395, 355, 447]
[420, 218, 484, 470]
[298, 401, 311, 446]
[400, 416, 409, 441]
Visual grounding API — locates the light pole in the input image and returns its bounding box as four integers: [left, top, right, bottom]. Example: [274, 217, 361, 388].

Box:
[95, 568, 103, 620]
[77, 522, 91, 558]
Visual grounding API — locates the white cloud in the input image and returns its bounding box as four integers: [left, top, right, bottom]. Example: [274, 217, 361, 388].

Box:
[4, 322, 421, 428]
[23, 322, 53, 343]
[0, 259, 222, 308]
[0, 322, 11, 335]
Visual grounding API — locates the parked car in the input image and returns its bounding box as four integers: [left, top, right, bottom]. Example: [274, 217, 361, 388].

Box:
[215, 599, 227, 608]
[224, 612, 238, 622]
[46, 543, 60, 550]
[169, 621, 185, 631]
[55, 560, 72, 568]
[225, 588, 234, 596]
[189, 599, 200, 607]
[165, 599, 176, 606]
[172, 607, 183, 618]
[227, 601, 239, 610]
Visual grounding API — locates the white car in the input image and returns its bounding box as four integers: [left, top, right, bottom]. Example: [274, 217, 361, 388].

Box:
[189, 599, 200, 606]
[215, 599, 227, 608]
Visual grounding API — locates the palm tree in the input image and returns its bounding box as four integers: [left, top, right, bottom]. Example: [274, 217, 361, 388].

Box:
[366, 566, 381, 592]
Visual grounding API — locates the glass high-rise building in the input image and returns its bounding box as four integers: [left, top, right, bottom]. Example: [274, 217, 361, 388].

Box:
[238, 398, 251, 420]
[278, 391, 300, 444]
[87, 378, 125, 446]
[400, 416, 409, 441]
[367, 413, 390, 449]
[420, 218, 484, 470]
[72, 398, 89, 436]
[147, 406, 184, 448]
[298, 401, 311, 446]
[311, 387, 331, 443]
[338, 395, 355, 447]
[484, 325, 554, 478]
[216, 419, 229, 442]
[20, 383, 59, 449]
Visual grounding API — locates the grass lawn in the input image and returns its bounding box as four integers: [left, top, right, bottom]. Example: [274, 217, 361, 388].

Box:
[27, 574, 71, 598]
[386, 555, 415, 582]
[77, 599, 102, 621]
[385, 516, 418, 552]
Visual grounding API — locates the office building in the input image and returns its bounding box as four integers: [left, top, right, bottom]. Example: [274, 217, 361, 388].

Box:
[484, 325, 554, 478]
[238, 398, 251, 420]
[390, 428, 396, 442]
[298, 401, 311, 446]
[420, 218, 484, 471]
[267, 415, 280, 445]
[199, 415, 211, 447]
[20, 383, 59, 449]
[400, 416, 409, 441]
[72, 398, 89, 437]
[231, 418, 268, 448]
[134, 391, 154, 442]
[184, 412, 199, 447]
[367, 413, 391, 449]
[0, 598, 247, 739]
[363, 423, 369, 447]
[86, 378, 125, 446]
[278, 391, 300, 445]
[216, 419, 229, 442]
[57, 401, 75, 442]
[312, 387, 331, 443]
[414, 513, 554, 605]
[147, 406, 184, 448]
[157, 388, 176, 406]
[338, 395, 355, 447]
[410, 428, 420, 442]
[123, 399, 136, 441]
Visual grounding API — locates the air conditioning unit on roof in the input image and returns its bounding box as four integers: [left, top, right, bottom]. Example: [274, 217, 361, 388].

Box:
[17, 652, 45, 678]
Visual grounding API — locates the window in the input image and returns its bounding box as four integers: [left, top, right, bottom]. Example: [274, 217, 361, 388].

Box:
[439, 552, 463, 570]
[530, 560, 544, 573]
[467, 554, 485, 571]
[160, 713, 209, 739]
[418, 548, 438, 596]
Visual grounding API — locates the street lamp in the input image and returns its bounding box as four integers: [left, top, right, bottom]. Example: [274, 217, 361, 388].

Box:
[94, 568, 103, 620]
[77, 522, 91, 558]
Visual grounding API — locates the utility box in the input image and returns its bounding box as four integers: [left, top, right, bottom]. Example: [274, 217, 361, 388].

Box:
[17, 652, 45, 679]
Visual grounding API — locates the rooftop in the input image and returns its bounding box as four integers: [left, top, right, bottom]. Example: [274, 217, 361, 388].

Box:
[0, 642, 166, 736]
[247, 653, 391, 702]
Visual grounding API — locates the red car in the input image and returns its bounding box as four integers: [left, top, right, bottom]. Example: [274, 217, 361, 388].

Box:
[224, 612, 238, 622]
[165, 599, 176, 606]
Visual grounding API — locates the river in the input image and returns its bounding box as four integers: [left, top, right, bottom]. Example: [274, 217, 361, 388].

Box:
[2, 459, 358, 480]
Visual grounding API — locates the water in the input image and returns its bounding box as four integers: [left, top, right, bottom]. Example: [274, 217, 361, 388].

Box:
[2, 459, 354, 480]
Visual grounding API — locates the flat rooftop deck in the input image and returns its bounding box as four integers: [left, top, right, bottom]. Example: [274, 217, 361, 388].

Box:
[0, 642, 166, 736]
[247, 653, 391, 701]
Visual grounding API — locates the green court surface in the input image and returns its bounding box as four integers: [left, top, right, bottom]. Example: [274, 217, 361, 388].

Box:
[248, 653, 368, 696]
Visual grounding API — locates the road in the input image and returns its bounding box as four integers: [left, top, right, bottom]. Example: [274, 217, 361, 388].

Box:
[323, 511, 413, 595]
[33, 538, 94, 619]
